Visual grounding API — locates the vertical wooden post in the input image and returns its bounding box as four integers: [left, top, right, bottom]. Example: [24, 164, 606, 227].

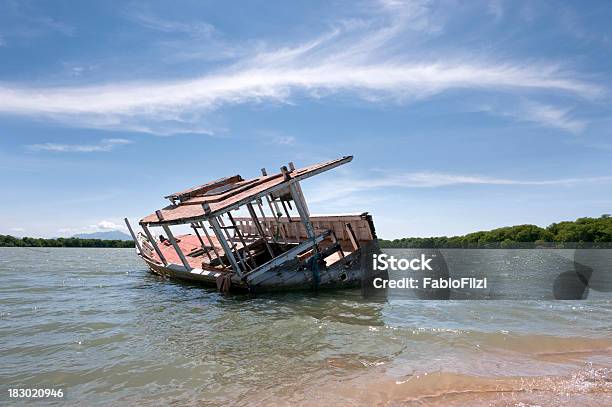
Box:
[191, 223, 213, 262]
[247, 202, 275, 257]
[256, 198, 282, 246]
[227, 212, 248, 248]
[204, 204, 243, 277]
[227, 212, 257, 268]
[260, 168, 287, 241]
[345, 223, 360, 251]
[124, 218, 144, 255]
[289, 183, 316, 240]
[288, 181, 320, 290]
[295, 182, 309, 217]
[280, 199, 292, 221]
[199, 221, 224, 266]
[218, 215, 251, 270]
[141, 223, 167, 265]
[265, 195, 288, 240]
[155, 212, 191, 270]
[330, 230, 344, 258]
[192, 223, 205, 246]
[209, 216, 243, 276]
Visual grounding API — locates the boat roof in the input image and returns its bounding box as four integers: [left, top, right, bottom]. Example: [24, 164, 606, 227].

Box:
[164, 175, 244, 202]
[140, 156, 352, 226]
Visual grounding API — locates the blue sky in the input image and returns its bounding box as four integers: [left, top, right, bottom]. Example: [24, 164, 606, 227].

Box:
[0, 0, 611, 239]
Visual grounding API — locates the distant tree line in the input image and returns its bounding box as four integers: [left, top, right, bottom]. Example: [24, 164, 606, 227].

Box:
[0, 235, 135, 248]
[3, 215, 611, 249]
[379, 215, 612, 249]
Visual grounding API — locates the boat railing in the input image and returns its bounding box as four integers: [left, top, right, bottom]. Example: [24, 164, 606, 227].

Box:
[137, 233, 158, 262]
[233, 214, 374, 246]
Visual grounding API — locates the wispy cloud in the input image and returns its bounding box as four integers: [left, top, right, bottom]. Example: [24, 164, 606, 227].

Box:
[120, 3, 248, 65]
[0, 0, 603, 135]
[27, 138, 132, 153]
[0, 62, 599, 129]
[307, 170, 612, 203]
[255, 130, 297, 146]
[275, 135, 296, 145]
[124, 7, 215, 38]
[481, 101, 587, 133]
[92, 220, 126, 231]
[57, 219, 127, 236]
[518, 102, 586, 133]
[1, 1, 74, 40]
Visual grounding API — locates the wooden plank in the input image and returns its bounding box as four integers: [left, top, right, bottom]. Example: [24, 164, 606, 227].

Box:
[280, 198, 292, 220]
[165, 174, 243, 201]
[161, 224, 192, 270]
[246, 231, 330, 284]
[206, 156, 353, 217]
[265, 194, 288, 241]
[218, 215, 251, 271]
[141, 223, 168, 265]
[227, 212, 257, 268]
[142, 156, 354, 226]
[124, 218, 144, 255]
[289, 182, 315, 239]
[199, 221, 224, 266]
[345, 222, 360, 251]
[191, 223, 212, 262]
[155, 210, 190, 270]
[208, 214, 243, 277]
[247, 203, 275, 257]
[330, 230, 345, 258]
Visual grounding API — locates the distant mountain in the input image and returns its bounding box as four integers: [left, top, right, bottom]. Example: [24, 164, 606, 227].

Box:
[73, 230, 133, 241]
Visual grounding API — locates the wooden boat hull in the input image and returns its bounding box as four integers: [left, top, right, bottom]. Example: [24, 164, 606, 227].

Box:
[138, 239, 386, 293]
[126, 157, 387, 295]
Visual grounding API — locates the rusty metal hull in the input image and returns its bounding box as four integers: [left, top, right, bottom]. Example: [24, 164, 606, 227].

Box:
[138, 240, 385, 293]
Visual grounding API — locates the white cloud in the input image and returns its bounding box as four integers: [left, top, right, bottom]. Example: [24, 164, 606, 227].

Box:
[53, 220, 126, 237]
[127, 12, 215, 38]
[0, 1, 602, 135]
[280, 136, 296, 145]
[95, 220, 125, 230]
[481, 101, 586, 133]
[56, 220, 126, 236]
[28, 138, 132, 153]
[0, 62, 598, 126]
[10, 227, 25, 232]
[307, 170, 612, 204]
[519, 102, 586, 133]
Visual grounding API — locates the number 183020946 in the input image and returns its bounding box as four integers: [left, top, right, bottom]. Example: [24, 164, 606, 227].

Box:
[8, 388, 64, 398]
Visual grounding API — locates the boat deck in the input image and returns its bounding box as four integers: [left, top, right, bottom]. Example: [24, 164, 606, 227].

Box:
[141, 232, 353, 272]
[141, 234, 229, 270]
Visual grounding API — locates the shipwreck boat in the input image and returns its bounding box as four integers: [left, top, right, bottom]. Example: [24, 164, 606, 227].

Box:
[125, 156, 385, 293]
